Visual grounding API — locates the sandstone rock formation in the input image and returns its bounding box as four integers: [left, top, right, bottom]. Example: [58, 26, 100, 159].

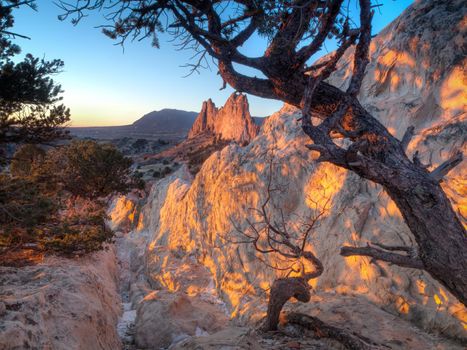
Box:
[134, 291, 227, 349]
[110, 0, 466, 347]
[0, 249, 121, 350]
[2, 1, 464, 349]
[188, 93, 259, 144]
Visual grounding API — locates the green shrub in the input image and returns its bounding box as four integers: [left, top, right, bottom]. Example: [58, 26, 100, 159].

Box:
[41, 140, 142, 199]
[10, 144, 46, 178]
[40, 210, 114, 255]
[1, 140, 144, 256]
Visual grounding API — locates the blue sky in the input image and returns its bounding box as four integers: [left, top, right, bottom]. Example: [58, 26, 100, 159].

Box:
[12, 0, 413, 126]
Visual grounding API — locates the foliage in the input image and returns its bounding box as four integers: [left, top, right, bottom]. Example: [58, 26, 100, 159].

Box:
[1, 140, 143, 256]
[43, 140, 143, 200]
[0, 1, 70, 160]
[132, 138, 148, 152]
[10, 144, 46, 177]
[0, 3, 145, 258]
[0, 174, 57, 231]
[40, 203, 114, 255]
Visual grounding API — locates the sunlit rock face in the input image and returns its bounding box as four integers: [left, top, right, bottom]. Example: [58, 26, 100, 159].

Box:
[114, 0, 466, 342]
[0, 250, 121, 350]
[188, 93, 259, 143]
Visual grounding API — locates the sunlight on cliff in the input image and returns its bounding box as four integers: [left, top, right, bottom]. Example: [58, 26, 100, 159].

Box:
[380, 50, 416, 69]
[380, 199, 402, 219]
[304, 163, 346, 212]
[130, 80, 467, 338]
[109, 196, 137, 230]
[439, 66, 467, 112]
[372, 49, 417, 94]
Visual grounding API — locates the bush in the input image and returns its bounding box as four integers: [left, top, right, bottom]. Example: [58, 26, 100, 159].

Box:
[10, 144, 46, 178]
[0, 140, 145, 256]
[0, 174, 59, 249]
[0, 175, 57, 231]
[42, 140, 142, 199]
[40, 206, 113, 255]
[132, 138, 148, 152]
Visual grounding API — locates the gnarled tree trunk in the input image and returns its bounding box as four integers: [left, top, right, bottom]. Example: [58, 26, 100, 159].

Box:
[265, 277, 311, 331]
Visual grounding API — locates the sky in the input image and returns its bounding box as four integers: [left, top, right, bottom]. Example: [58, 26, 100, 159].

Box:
[11, 0, 413, 126]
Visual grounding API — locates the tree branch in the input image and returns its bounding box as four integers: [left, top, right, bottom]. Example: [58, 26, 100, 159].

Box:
[430, 151, 463, 182]
[287, 313, 382, 350]
[400, 126, 414, 152]
[296, 0, 345, 64]
[340, 244, 423, 269]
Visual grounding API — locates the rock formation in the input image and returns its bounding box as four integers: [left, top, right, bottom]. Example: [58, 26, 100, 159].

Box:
[188, 93, 259, 144]
[0, 250, 121, 350]
[1, 1, 465, 349]
[110, 0, 466, 347]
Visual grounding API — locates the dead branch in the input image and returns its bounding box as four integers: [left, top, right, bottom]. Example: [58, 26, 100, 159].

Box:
[412, 150, 430, 169]
[430, 151, 463, 182]
[287, 312, 383, 350]
[265, 277, 311, 331]
[400, 126, 414, 152]
[227, 154, 327, 331]
[340, 243, 423, 269]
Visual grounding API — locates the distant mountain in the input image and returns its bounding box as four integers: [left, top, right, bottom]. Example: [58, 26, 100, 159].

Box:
[132, 109, 197, 134]
[147, 93, 262, 174]
[69, 109, 197, 141]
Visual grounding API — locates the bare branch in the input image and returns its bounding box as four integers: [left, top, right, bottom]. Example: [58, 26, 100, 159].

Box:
[340, 244, 424, 269]
[430, 151, 463, 182]
[296, 0, 345, 64]
[400, 126, 414, 152]
[287, 313, 382, 350]
[370, 242, 413, 252]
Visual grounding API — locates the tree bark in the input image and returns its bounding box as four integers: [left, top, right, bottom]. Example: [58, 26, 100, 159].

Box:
[264, 277, 311, 331]
[383, 172, 467, 305]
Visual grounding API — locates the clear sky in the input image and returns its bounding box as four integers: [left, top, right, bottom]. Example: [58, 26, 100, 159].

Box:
[11, 0, 413, 126]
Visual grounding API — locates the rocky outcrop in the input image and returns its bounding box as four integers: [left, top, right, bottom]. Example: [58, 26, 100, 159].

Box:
[0, 249, 122, 350]
[134, 291, 227, 349]
[113, 0, 466, 345]
[188, 99, 218, 137]
[188, 93, 259, 144]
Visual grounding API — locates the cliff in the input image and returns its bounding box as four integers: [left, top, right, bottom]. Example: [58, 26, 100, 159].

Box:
[112, 0, 466, 347]
[188, 93, 259, 144]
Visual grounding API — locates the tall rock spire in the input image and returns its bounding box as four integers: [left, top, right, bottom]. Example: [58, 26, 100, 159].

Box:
[188, 93, 259, 144]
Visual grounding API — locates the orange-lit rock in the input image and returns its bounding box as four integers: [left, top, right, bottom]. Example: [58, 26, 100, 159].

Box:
[104, 0, 467, 348]
[112, 0, 467, 343]
[0, 249, 121, 350]
[188, 92, 259, 144]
